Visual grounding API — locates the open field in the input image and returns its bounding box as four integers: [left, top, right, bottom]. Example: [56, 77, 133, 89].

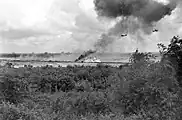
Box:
[0, 60, 129, 68]
[0, 52, 161, 68]
[0, 52, 161, 61]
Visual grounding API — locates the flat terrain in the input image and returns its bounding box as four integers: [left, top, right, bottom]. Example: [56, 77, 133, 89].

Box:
[0, 52, 160, 68]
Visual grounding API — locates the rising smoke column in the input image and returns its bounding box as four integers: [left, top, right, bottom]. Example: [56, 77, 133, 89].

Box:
[94, 0, 178, 51]
[75, 49, 97, 62]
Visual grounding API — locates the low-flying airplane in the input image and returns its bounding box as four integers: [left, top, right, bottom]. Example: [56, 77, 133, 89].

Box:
[135, 48, 139, 53]
[121, 34, 127, 37]
[152, 29, 158, 32]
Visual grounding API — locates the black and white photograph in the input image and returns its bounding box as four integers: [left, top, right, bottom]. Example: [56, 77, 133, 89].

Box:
[0, 0, 182, 119]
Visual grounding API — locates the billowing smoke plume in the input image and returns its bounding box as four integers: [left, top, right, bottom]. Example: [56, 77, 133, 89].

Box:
[94, 0, 176, 23]
[94, 0, 179, 51]
[75, 49, 97, 62]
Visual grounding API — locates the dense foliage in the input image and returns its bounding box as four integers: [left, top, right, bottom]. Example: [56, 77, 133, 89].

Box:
[158, 36, 182, 86]
[0, 36, 182, 120]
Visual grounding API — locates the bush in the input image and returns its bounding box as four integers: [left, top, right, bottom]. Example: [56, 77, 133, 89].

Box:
[0, 68, 30, 104]
[0, 101, 45, 120]
[129, 49, 156, 64]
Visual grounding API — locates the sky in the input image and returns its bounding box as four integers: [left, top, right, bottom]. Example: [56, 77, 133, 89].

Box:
[0, 0, 182, 53]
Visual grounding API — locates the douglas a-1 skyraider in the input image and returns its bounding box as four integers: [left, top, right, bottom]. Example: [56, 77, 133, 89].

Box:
[121, 29, 159, 37]
[121, 34, 127, 37]
[152, 29, 158, 33]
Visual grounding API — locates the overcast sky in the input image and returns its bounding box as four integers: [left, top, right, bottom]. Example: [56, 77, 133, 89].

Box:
[0, 0, 182, 53]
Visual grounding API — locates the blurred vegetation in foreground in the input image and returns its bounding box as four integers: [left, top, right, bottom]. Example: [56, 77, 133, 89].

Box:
[0, 36, 182, 120]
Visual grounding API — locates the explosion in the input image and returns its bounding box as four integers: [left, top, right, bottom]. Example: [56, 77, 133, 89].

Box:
[75, 0, 181, 62]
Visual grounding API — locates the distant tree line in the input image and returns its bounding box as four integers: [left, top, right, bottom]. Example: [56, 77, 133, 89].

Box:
[0, 52, 56, 58]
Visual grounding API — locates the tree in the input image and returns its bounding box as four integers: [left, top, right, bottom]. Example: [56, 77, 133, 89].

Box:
[129, 49, 156, 65]
[158, 36, 182, 86]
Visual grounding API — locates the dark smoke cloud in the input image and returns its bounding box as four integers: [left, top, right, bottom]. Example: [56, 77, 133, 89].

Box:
[108, 17, 152, 35]
[94, 34, 114, 51]
[94, 0, 177, 24]
[93, 0, 179, 51]
[94, 16, 152, 51]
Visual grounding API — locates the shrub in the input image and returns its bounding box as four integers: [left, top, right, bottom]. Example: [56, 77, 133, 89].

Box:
[0, 101, 45, 120]
[129, 49, 156, 64]
[0, 68, 30, 104]
[113, 60, 181, 119]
